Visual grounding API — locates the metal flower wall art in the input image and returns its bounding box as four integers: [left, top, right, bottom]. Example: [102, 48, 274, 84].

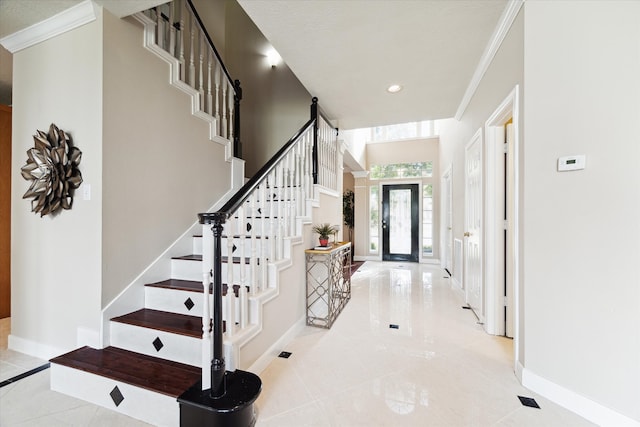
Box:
[21, 124, 83, 217]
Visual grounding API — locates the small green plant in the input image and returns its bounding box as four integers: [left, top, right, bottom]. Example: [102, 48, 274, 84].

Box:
[312, 223, 337, 239]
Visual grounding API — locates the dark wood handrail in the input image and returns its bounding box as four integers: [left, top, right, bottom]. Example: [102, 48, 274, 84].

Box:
[199, 118, 315, 225]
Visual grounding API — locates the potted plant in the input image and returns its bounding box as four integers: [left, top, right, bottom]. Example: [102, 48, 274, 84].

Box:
[312, 223, 336, 247]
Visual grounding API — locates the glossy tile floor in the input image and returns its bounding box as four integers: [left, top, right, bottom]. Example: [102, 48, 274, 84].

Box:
[0, 262, 594, 426]
[254, 262, 593, 426]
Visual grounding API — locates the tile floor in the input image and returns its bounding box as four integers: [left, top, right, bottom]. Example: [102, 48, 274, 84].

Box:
[0, 262, 594, 426]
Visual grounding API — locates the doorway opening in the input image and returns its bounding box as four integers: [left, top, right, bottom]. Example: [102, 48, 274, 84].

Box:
[484, 86, 520, 366]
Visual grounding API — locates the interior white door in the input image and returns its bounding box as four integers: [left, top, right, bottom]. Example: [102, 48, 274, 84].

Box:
[464, 130, 483, 320]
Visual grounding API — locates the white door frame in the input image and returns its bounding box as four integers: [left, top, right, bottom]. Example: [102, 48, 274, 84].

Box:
[484, 85, 520, 363]
[440, 165, 453, 274]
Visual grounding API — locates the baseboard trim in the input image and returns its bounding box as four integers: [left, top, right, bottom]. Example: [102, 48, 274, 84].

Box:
[522, 367, 640, 427]
[8, 334, 67, 361]
[354, 255, 379, 262]
[246, 316, 306, 375]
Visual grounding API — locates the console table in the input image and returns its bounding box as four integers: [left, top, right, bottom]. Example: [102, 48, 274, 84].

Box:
[305, 242, 351, 328]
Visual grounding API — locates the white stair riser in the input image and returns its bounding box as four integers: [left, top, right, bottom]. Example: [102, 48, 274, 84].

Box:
[145, 287, 245, 324]
[145, 287, 205, 316]
[51, 364, 179, 427]
[171, 259, 256, 283]
[110, 322, 201, 367]
[193, 236, 270, 258]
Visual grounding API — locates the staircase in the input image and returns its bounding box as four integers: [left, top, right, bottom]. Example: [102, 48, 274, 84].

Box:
[48, 1, 341, 425]
[50, 231, 257, 426]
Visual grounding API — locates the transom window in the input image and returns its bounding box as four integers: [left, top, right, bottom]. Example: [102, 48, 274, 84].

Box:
[370, 162, 433, 180]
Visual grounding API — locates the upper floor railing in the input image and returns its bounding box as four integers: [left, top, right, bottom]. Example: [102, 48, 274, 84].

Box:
[144, 0, 242, 157]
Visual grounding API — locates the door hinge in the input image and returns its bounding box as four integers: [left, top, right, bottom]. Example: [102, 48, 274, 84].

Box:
[503, 296, 508, 307]
[503, 220, 508, 230]
[503, 143, 508, 154]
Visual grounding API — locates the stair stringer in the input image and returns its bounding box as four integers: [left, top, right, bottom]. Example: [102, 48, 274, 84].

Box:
[132, 12, 233, 162]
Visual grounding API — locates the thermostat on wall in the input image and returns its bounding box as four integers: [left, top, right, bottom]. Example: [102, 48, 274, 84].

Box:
[558, 155, 586, 172]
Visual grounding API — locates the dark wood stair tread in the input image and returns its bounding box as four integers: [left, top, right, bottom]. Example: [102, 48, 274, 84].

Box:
[172, 254, 255, 264]
[146, 279, 206, 292]
[50, 346, 200, 397]
[145, 279, 248, 296]
[111, 308, 204, 338]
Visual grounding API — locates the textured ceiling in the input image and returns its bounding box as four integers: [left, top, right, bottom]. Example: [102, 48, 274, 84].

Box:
[238, 0, 508, 129]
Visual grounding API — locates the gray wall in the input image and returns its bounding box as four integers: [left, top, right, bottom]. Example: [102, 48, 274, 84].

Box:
[225, 0, 312, 176]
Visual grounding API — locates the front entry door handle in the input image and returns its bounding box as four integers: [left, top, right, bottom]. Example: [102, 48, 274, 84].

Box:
[382, 221, 388, 230]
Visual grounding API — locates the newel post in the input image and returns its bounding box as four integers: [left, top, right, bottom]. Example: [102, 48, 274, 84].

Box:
[311, 97, 319, 185]
[234, 79, 243, 159]
[210, 212, 227, 399]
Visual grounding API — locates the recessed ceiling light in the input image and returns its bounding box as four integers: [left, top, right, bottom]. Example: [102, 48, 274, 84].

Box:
[387, 84, 403, 93]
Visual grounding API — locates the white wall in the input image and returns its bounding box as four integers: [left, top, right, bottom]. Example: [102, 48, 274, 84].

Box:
[11, 13, 104, 356]
[523, 1, 640, 422]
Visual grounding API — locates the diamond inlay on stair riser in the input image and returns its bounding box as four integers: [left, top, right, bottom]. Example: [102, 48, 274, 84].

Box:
[184, 297, 195, 311]
[152, 337, 164, 352]
[110, 385, 124, 407]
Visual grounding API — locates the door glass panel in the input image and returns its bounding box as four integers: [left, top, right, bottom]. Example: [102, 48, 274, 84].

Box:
[389, 189, 412, 255]
[422, 184, 433, 256]
[369, 186, 379, 253]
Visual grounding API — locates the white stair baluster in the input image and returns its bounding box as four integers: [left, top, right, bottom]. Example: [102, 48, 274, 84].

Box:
[228, 81, 234, 142]
[189, 13, 195, 87]
[214, 63, 221, 134]
[268, 171, 277, 262]
[237, 205, 247, 295]
[259, 182, 268, 291]
[239, 285, 248, 330]
[276, 163, 284, 260]
[179, 0, 186, 81]
[288, 153, 295, 237]
[169, 1, 176, 57]
[225, 292, 235, 337]
[249, 193, 257, 295]
[198, 33, 204, 106]
[207, 49, 213, 115]
[226, 216, 235, 291]
[221, 83, 228, 138]
[156, 6, 164, 50]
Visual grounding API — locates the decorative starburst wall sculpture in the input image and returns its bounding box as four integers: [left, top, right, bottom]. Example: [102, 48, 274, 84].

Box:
[21, 124, 83, 217]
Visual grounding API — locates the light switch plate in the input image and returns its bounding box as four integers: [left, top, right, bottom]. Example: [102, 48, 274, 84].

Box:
[558, 155, 585, 172]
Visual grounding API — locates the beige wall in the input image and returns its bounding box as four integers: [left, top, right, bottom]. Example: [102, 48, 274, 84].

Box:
[226, 0, 312, 176]
[11, 13, 104, 355]
[101, 12, 232, 305]
[523, 1, 640, 421]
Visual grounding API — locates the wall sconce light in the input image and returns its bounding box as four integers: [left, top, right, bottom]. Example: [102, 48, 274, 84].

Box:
[267, 49, 280, 68]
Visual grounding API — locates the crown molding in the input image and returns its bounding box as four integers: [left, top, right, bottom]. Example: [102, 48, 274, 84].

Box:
[454, 0, 524, 121]
[0, 0, 98, 54]
[351, 171, 369, 179]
